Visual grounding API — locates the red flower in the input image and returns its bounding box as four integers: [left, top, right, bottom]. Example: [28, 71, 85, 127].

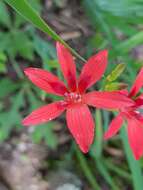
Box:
[104, 68, 143, 160]
[22, 42, 133, 153]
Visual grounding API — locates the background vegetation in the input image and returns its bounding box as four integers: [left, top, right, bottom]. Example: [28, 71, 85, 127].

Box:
[0, 0, 143, 189]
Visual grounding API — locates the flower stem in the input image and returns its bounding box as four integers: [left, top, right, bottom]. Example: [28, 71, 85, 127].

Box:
[75, 145, 101, 190]
[104, 160, 131, 181]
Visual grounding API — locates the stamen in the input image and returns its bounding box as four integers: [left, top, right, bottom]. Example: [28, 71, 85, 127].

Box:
[64, 92, 82, 103]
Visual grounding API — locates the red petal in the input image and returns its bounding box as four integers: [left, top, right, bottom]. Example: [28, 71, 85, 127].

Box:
[83, 91, 134, 109]
[104, 114, 123, 140]
[129, 67, 143, 97]
[22, 101, 67, 126]
[118, 89, 129, 96]
[24, 67, 68, 96]
[78, 50, 108, 93]
[56, 42, 77, 91]
[66, 104, 95, 153]
[123, 109, 143, 122]
[134, 113, 143, 124]
[135, 93, 143, 107]
[127, 117, 143, 160]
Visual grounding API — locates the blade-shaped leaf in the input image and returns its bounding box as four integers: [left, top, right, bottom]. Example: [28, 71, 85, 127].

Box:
[106, 64, 125, 82]
[4, 0, 85, 62]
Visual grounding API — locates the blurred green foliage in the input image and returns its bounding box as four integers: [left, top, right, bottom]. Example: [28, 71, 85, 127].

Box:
[1, 0, 143, 189]
[0, 0, 59, 148]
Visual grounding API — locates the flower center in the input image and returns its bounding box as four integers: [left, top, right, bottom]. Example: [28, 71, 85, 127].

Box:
[64, 92, 82, 104]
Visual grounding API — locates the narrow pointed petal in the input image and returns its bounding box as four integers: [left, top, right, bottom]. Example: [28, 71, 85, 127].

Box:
[66, 104, 95, 153]
[135, 93, 143, 107]
[127, 117, 143, 160]
[118, 89, 129, 96]
[78, 50, 108, 93]
[22, 101, 67, 126]
[24, 67, 68, 96]
[104, 114, 123, 140]
[56, 42, 77, 91]
[129, 67, 143, 97]
[83, 91, 134, 110]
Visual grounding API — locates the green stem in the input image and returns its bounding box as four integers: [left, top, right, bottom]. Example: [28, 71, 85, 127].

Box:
[92, 155, 119, 190]
[94, 109, 103, 158]
[75, 146, 101, 190]
[104, 160, 131, 181]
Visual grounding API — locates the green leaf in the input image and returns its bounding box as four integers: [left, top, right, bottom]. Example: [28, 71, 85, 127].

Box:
[105, 82, 128, 91]
[5, 0, 85, 62]
[0, 52, 7, 62]
[92, 0, 143, 18]
[0, 33, 11, 51]
[13, 0, 42, 28]
[88, 33, 106, 49]
[14, 13, 27, 28]
[117, 31, 143, 53]
[32, 123, 58, 149]
[34, 36, 56, 59]
[106, 63, 126, 82]
[82, 0, 118, 45]
[47, 60, 59, 69]
[83, 0, 143, 51]
[0, 52, 7, 73]
[0, 78, 20, 99]
[27, 0, 42, 12]
[0, 63, 6, 73]
[0, 30, 34, 60]
[0, 92, 24, 142]
[11, 31, 34, 60]
[0, 1, 11, 28]
[33, 35, 56, 63]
